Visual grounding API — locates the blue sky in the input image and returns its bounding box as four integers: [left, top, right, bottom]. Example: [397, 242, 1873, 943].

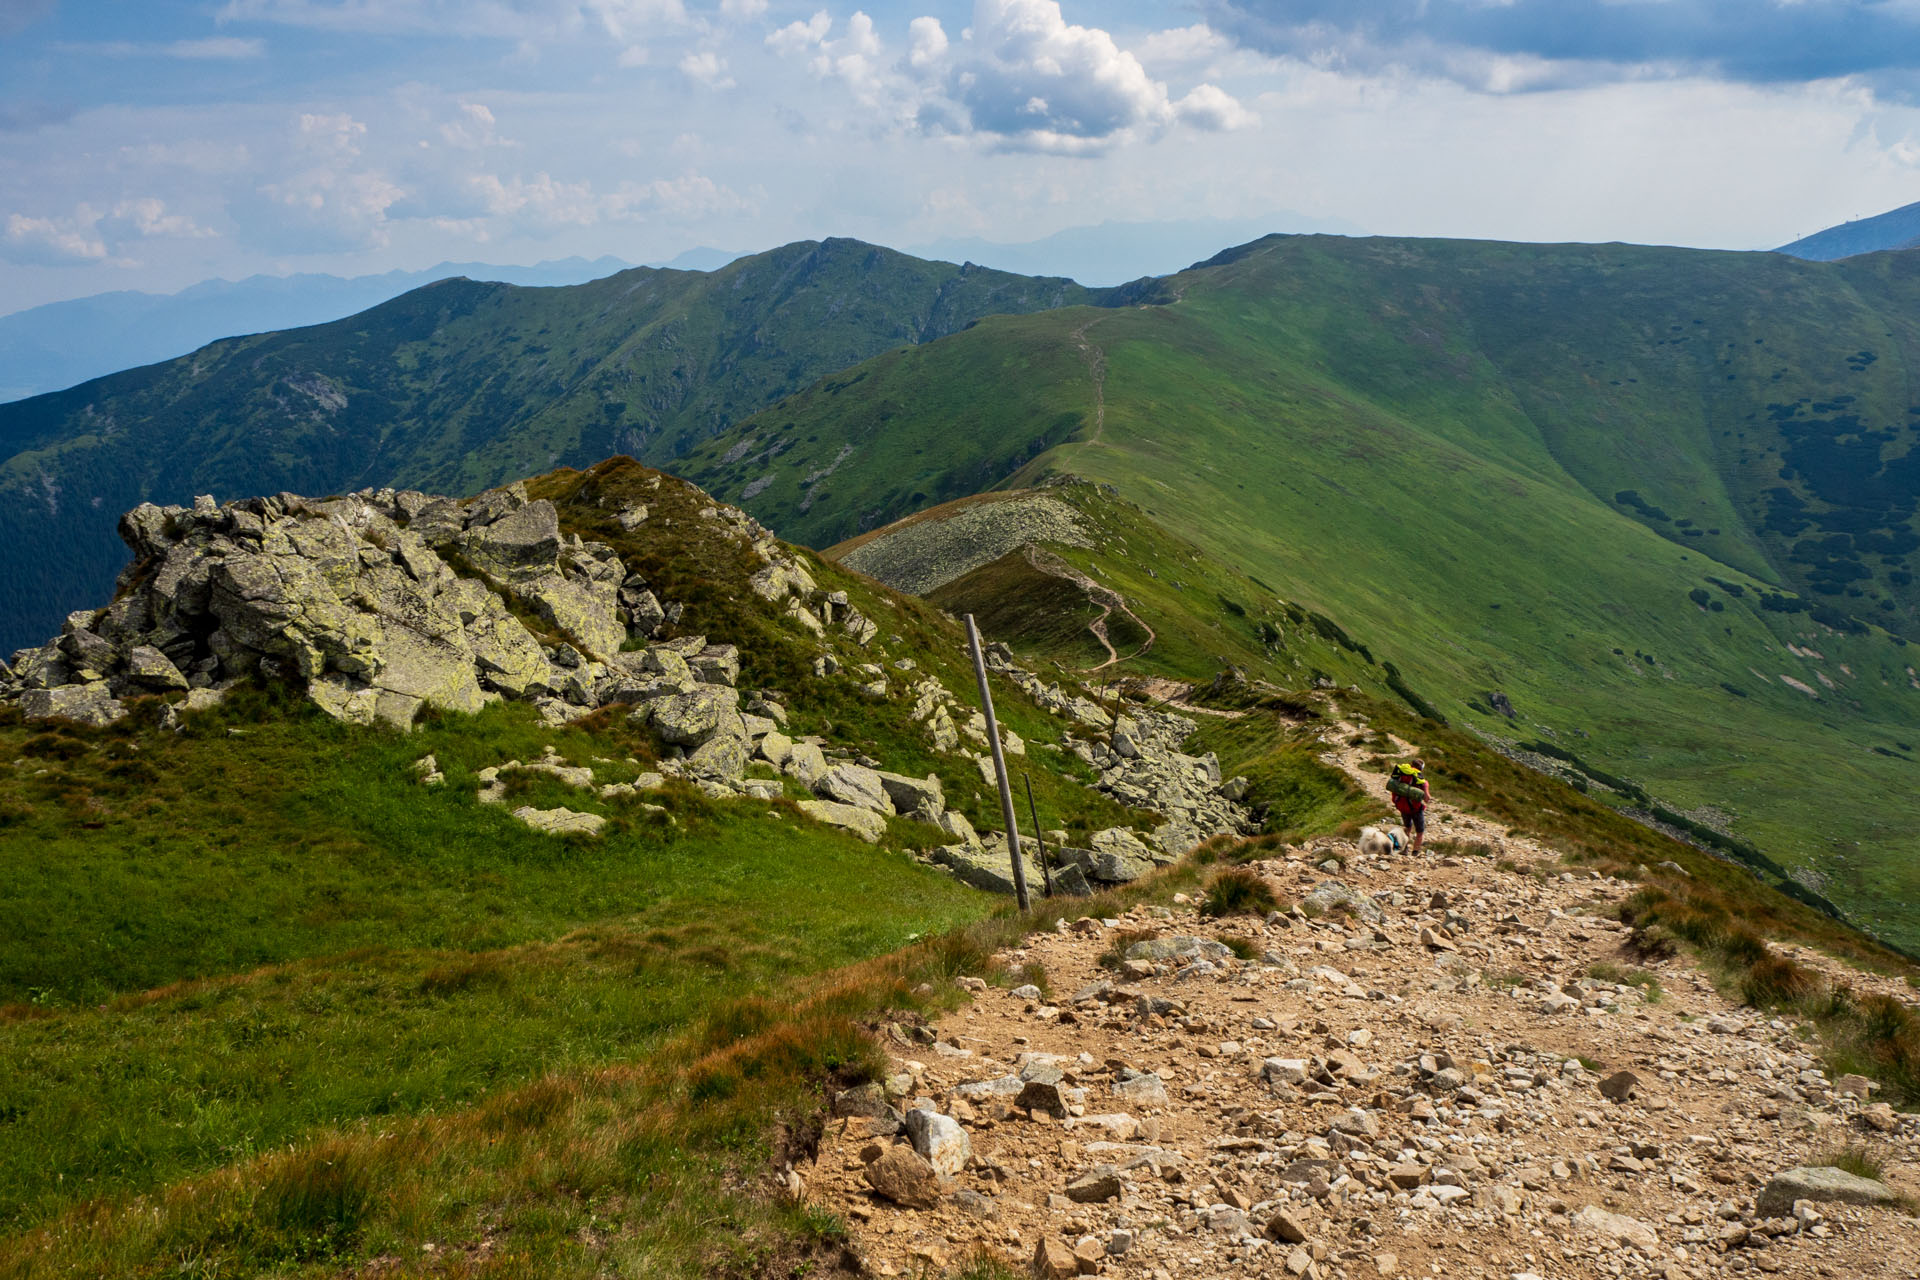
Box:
[3, 0, 1920, 309]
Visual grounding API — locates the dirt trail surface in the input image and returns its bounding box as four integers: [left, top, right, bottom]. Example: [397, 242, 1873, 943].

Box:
[808, 736, 1920, 1279]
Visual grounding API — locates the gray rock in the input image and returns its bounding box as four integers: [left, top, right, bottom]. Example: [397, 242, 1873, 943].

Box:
[904, 1109, 972, 1179]
[1756, 1166, 1897, 1216]
[646, 686, 745, 747]
[1065, 1165, 1122, 1204]
[123, 644, 188, 691]
[510, 805, 606, 837]
[20, 681, 125, 726]
[877, 770, 945, 822]
[813, 763, 892, 814]
[1301, 880, 1385, 926]
[783, 740, 830, 786]
[796, 800, 887, 844]
[932, 843, 1048, 896]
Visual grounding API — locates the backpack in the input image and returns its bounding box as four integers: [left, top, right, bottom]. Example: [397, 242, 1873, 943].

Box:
[1387, 765, 1425, 803]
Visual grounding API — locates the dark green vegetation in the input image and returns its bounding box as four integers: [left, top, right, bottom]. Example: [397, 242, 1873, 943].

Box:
[0, 240, 1132, 651]
[685, 236, 1920, 949]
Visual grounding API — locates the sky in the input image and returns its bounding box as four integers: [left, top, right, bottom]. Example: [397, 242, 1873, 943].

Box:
[4, 0, 1920, 310]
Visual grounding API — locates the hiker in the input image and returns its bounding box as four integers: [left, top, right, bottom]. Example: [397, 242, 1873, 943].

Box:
[1388, 758, 1430, 853]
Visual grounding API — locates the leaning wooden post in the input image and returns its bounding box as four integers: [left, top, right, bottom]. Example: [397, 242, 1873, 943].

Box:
[1024, 772, 1052, 898]
[966, 614, 1030, 912]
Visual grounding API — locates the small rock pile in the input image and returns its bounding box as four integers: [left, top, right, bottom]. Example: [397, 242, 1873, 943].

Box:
[1, 480, 686, 729]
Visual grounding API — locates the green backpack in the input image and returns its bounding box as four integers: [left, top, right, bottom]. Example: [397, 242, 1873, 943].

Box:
[1387, 768, 1425, 802]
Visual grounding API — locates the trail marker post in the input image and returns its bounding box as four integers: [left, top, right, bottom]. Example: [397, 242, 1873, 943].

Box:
[965, 614, 1030, 912]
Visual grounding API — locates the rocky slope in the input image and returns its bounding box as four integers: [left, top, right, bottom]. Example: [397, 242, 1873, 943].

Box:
[0, 461, 1251, 888]
[806, 732, 1920, 1280]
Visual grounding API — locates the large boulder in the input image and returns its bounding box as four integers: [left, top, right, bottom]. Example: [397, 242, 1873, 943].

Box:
[1756, 1166, 1897, 1216]
[878, 771, 945, 822]
[645, 687, 745, 747]
[933, 841, 1048, 896]
[797, 800, 887, 844]
[457, 499, 561, 580]
[814, 763, 891, 814]
[19, 681, 125, 726]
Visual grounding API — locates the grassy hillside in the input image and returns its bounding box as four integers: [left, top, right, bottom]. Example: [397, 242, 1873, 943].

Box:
[683, 236, 1920, 949]
[0, 240, 1124, 652]
[0, 456, 1161, 1243]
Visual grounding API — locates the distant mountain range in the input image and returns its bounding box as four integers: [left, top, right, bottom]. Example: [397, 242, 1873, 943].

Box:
[1776, 200, 1920, 261]
[0, 251, 744, 404]
[904, 213, 1364, 287]
[0, 239, 1117, 651]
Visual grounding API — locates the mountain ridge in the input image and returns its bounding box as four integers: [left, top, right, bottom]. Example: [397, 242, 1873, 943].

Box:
[0, 238, 1126, 651]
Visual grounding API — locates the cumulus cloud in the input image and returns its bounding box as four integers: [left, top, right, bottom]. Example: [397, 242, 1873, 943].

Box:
[1, 198, 215, 266]
[243, 112, 403, 250]
[770, 1, 1254, 154]
[679, 49, 735, 87]
[1201, 0, 1920, 98]
[2, 210, 109, 265]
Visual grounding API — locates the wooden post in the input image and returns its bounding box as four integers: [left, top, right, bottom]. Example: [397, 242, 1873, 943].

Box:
[1024, 772, 1052, 898]
[966, 614, 1030, 912]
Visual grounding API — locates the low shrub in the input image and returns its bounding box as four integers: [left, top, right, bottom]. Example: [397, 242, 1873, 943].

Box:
[1200, 867, 1279, 918]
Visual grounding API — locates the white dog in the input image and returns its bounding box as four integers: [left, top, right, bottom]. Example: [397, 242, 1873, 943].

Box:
[1358, 825, 1407, 858]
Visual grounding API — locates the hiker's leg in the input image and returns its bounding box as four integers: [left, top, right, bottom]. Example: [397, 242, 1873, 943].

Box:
[1411, 808, 1426, 852]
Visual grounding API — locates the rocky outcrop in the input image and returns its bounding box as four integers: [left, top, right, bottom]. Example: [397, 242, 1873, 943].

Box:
[2, 483, 666, 730]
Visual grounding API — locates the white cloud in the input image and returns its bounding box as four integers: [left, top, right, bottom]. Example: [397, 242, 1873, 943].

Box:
[2, 208, 109, 265]
[0, 197, 213, 267]
[1174, 82, 1256, 131]
[767, 10, 831, 56]
[618, 43, 649, 67]
[719, 0, 766, 16]
[1133, 23, 1232, 71]
[247, 113, 403, 249]
[680, 49, 735, 88]
[766, 1, 1255, 154]
[438, 101, 508, 149]
[471, 170, 605, 225]
[109, 198, 217, 239]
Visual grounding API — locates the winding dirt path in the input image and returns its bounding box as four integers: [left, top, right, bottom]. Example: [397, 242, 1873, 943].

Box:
[1069, 316, 1110, 456]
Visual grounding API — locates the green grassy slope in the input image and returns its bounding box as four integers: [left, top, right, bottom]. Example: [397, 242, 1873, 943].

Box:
[0, 240, 1123, 652]
[0, 457, 1146, 1235]
[683, 236, 1920, 948]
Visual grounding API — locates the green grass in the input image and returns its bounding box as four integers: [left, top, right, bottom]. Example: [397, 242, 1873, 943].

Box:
[688, 236, 1920, 951]
[0, 693, 992, 1230]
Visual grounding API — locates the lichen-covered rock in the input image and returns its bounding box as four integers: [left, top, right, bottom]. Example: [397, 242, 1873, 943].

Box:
[814, 763, 892, 814]
[1, 482, 659, 730]
[512, 806, 607, 837]
[19, 681, 125, 726]
[797, 799, 887, 844]
[1756, 1166, 1897, 1216]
